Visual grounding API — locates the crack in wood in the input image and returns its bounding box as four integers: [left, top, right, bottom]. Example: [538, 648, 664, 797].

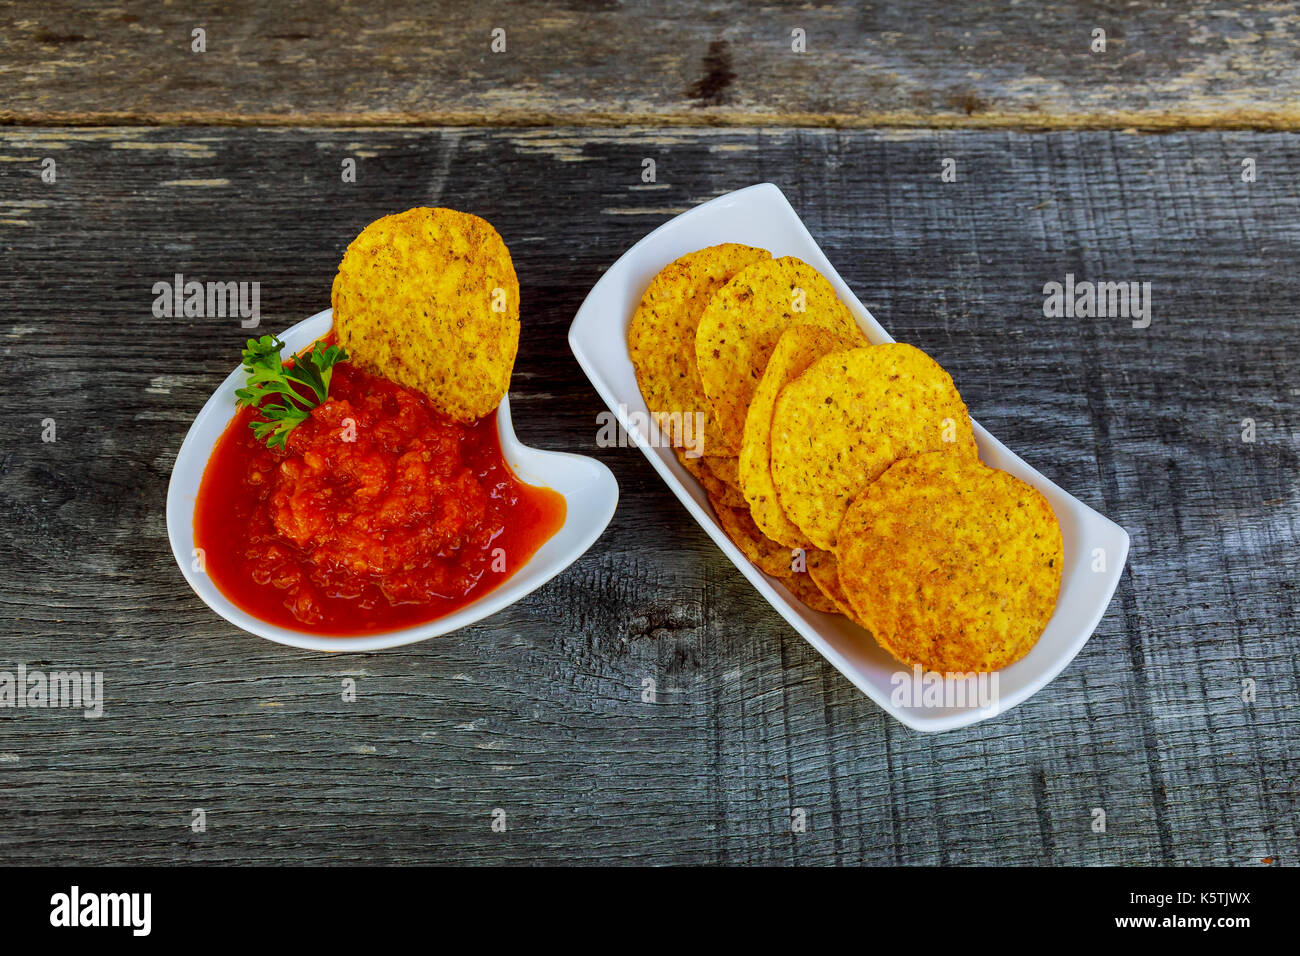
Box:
[6, 108, 1300, 131]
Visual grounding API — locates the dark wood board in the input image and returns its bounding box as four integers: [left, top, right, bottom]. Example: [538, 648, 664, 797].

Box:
[0, 126, 1294, 865]
[5, 1, 1300, 129]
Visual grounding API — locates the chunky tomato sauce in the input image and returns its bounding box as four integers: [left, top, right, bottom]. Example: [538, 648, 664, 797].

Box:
[194, 354, 565, 635]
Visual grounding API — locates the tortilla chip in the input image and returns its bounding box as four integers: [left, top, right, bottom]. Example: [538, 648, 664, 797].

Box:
[677, 448, 746, 509]
[704, 455, 741, 490]
[332, 207, 519, 422]
[836, 452, 1063, 673]
[769, 343, 977, 550]
[628, 244, 772, 457]
[778, 567, 842, 615]
[709, 506, 840, 615]
[709, 493, 799, 578]
[805, 549, 867, 625]
[695, 257, 862, 451]
[738, 326, 864, 548]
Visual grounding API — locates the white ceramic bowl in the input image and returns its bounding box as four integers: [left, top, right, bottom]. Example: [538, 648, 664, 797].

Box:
[568, 183, 1129, 732]
[167, 309, 618, 652]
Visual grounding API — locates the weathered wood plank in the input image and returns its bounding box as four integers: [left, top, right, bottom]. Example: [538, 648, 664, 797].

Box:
[0, 126, 1294, 865]
[6, 2, 1300, 129]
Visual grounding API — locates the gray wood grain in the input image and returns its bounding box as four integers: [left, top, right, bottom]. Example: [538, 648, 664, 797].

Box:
[5, 1, 1300, 129]
[0, 126, 1294, 865]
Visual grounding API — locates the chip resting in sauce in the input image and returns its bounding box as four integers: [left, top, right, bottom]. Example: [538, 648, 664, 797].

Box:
[194, 210, 564, 635]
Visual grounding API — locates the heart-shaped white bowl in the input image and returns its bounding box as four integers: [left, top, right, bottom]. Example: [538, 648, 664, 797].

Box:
[167, 308, 618, 652]
[568, 183, 1129, 732]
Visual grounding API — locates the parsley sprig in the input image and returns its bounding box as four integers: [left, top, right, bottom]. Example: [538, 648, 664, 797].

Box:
[234, 335, 349, 449]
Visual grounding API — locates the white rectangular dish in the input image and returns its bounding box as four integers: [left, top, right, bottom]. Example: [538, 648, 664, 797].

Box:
[568, 183, 1129, 732]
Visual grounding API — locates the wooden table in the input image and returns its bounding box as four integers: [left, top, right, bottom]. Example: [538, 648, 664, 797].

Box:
[0, 1, 1295, 866]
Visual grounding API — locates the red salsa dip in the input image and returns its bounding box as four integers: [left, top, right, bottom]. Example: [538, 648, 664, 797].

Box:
[194, 348, 565, 635]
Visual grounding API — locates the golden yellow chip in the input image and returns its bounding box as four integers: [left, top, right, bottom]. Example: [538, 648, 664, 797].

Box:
[738, 326, 865, 548]
[628, 244, 772, 457]
[704, 455, 741, 490]
[678, 448, 746, 509]
[332, 207, 519, 422]
[709, 493, 798, 578]
[805, 549, 866, 625]
[778, 567, 841, 616]
[770, 343, 977, 550]
[695, 257, 862, 451]
[837, 452, 1063, 673]
[709, 504, 838, 614]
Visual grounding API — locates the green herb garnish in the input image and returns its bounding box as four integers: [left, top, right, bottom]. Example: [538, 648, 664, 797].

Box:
[235, 335, 349, 449]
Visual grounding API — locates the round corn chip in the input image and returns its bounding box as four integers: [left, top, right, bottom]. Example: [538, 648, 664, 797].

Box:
[778, 568, 841, 616]
[709, 493, 799, 578]
[628, 244, 771, 457]
[709, 501, 839, 615]
[837, 452, 1063, 673]
[332, 207, 519, 422]
[770, 343, 977, 550]
[805, 548, 867, 625]
[704, 455, 741, 490]
[678, 448, 746, 509]
[695, 257, 861, 451]
[738, 326, 865, 549]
